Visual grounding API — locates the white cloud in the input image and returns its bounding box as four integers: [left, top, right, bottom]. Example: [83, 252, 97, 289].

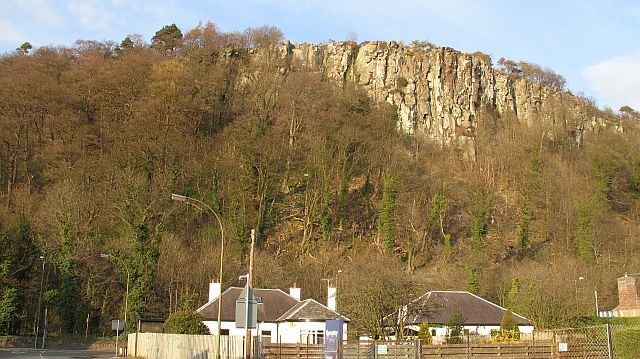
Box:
[583, 53, 640, 110]
[0, 19, 27, 44]
[66, 0, 114, 30]
[10, 0, 62, 25]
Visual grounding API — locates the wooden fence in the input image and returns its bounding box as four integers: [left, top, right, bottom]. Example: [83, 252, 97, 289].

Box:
[128, 333, 246, 359]
[421, 343, 553, 358]
[261, 342, 614, 359]
[261, 342, 555, 359]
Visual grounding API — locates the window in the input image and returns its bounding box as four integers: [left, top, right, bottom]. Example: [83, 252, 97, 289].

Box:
[300, 330, 324, 344]
[220, 329, 230, 335]
[261, 330, 272, 344]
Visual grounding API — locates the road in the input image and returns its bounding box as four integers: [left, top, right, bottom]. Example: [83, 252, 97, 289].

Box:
[0, 348, 114, 358]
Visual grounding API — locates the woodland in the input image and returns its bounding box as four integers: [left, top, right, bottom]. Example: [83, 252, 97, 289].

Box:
[1, 22, 640, 338]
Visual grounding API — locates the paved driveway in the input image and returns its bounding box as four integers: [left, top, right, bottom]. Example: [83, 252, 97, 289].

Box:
[0, 348, 114, 358]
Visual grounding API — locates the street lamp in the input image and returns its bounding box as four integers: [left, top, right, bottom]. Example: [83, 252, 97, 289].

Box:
[171, 193, 225, 359]
[100, 254, 130, 328]
[34, 256, 45, 349]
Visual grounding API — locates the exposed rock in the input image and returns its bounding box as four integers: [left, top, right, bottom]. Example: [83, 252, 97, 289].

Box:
[269, 41, 617, 159]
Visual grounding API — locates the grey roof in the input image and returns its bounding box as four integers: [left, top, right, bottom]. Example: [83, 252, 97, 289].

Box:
[197, 287, 299, 322]
[197, 287, 348, 323]
[406, 291, 531, 326]
[277, 299, 350, 322]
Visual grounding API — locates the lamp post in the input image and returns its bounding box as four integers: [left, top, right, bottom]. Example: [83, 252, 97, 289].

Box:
[100, 254, 130, 328]
[34, 256, 45, 349]
[171, 193, 225, 359]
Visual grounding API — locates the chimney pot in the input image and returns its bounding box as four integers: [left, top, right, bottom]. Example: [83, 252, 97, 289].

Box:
[289, 286, 301, 301]
[328, 286, 337, 311]
[209, 281, 221, 302]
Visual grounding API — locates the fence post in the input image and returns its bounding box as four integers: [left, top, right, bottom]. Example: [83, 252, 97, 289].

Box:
[466, 334, 470, 359]
[415, 339, 420, 359]
[532, 330, 535, 355]
[606, 324, 614, 359]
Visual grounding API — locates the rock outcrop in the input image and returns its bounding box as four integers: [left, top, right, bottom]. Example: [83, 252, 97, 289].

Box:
[271, 41, 618, 158]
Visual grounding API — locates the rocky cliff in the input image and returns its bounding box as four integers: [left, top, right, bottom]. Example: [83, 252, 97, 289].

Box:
[271, 41, 616, 158]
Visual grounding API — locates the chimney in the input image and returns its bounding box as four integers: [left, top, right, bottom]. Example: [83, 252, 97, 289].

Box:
[327, 286, 337, 311]
[614, 274, 640, 318]
[209, 281, 221, 302]
[617, 275, 639, 308]
[289, 282, 301, 301]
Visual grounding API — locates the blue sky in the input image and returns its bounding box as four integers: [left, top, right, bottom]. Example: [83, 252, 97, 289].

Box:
[1, 0, 639, 110]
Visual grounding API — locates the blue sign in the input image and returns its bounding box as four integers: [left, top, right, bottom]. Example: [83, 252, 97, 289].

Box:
[324, 320, 344, 359]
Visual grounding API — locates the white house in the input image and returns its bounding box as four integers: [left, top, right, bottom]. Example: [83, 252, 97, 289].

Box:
[196, 282, 349, 344]
[398, 291, 533, 343]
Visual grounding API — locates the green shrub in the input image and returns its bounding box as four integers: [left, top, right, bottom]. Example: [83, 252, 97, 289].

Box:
[446, 309, 465, 343]
[417, 323, 432, 344]
[164, 310, 210, 335]
[396, 77, 408, 89]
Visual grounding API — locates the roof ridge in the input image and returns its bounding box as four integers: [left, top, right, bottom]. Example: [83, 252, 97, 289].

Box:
[463, 291, 530, 321]
[196, 286, 237, 313]
[276, 300, 310, 321]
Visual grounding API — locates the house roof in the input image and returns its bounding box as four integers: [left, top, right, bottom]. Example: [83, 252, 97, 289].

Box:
[197, 287, 299, 322]
[406, 291, 531, 326]
[277, 299, 350, 322]
[197, 287, 348, 323]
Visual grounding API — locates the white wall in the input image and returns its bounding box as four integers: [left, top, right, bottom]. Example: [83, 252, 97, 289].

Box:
[204, 320, 348, 344]
[428, 324, 534, 338]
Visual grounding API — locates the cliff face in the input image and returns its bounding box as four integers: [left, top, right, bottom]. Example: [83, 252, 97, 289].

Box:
[274, 41, 613, 158]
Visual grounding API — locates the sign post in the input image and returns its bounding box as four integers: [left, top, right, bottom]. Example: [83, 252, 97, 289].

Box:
[236, 281, 258, 359]
[112, 319, 125, 357]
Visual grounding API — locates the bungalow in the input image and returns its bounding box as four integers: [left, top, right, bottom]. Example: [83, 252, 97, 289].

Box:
[399, 291, 533, 342]
[196, 282, 349, 344]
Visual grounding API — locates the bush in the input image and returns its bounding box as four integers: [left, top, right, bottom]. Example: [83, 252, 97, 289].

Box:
[446, 309, 465, 343]
[164, 310, 210, 335]
[396, 77, 408, 89]
[417, 323, 432, 344]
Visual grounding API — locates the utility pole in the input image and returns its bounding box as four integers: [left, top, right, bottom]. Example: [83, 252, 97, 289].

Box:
[249, 229, 255, 288]
[247, 229, 256, 359]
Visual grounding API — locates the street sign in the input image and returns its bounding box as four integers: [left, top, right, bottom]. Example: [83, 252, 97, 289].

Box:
[112, 319, 125, 331]
[235, 287, 258, 329]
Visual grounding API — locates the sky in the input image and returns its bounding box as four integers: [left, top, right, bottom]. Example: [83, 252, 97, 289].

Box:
[1, 0, 639, 111]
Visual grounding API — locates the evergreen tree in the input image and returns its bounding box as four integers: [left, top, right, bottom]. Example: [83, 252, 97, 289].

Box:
[0, 288, 20, 335]
[378, 174, 399, 251]
[576, 203, 594, 261]
[152, 24, 183, 52]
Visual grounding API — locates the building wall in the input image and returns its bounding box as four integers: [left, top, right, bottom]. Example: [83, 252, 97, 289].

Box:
[613, 275, 640, 318]
[427, 324, 534, 343]
[203, 320, 348, 344]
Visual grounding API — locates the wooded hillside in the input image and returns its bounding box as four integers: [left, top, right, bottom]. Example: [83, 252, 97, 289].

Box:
[1, 22, 639, 337]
